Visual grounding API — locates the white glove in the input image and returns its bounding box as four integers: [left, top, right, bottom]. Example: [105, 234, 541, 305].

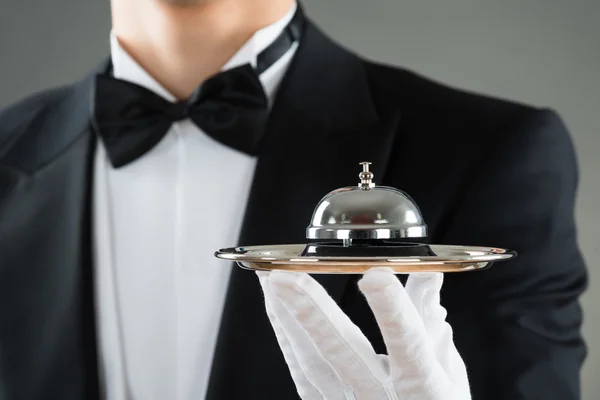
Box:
[257, 268, 471, 400]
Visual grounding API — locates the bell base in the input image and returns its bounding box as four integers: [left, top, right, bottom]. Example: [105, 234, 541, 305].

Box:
[300, 240, 437, 258]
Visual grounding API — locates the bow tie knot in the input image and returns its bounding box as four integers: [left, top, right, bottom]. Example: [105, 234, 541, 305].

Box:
[167, 101, 191, 122]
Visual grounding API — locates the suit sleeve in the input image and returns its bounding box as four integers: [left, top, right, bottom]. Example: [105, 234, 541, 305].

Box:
[440, 109, 588, 400]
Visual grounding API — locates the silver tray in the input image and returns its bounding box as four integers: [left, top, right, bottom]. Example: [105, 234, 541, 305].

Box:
[214, 244, 516, 273]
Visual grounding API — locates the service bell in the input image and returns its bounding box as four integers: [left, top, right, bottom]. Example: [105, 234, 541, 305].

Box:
[306, 162, 427, 242]
[215, 162, 516, 273]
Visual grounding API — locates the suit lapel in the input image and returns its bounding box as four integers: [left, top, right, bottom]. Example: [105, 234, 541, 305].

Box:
[0, 68, 101, 399]
[206, 21, 401, 399]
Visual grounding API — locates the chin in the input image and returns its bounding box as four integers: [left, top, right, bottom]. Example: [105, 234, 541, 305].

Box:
[158, 0, 213, 6]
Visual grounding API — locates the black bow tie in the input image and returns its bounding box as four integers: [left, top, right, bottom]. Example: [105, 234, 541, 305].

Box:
[93, 65, 268, 167]
[91, 6, 305, 168]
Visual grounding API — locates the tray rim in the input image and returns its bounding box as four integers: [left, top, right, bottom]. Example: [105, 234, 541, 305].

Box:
[214, 243, 517, 266]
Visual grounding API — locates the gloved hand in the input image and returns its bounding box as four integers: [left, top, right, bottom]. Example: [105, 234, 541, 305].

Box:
[257, 268, 471, 400]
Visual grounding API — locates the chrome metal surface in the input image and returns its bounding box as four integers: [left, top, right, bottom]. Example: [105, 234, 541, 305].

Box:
[214, 244, 516, 273]
[306, 161, 427, 240]
[213, 160, 517, 274]
[358, 161, 375, 190]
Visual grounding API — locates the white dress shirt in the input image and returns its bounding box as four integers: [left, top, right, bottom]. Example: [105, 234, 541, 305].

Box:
[92, 4, 298, 399]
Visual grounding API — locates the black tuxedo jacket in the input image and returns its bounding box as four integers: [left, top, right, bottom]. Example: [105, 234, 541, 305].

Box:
[0, 18, 587, 400]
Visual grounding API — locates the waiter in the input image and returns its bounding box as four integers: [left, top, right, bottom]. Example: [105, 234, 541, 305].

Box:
[0, 0, 587, 399]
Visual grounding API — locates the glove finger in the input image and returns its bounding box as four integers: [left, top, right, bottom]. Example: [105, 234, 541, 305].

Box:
[358, 268, 442, 381]
[405, 273, 469, 384]
[258, 272, 326, 400]
[268, 271, 386, 394]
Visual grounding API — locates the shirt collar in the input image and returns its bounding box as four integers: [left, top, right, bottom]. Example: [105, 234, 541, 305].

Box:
[109, 2, 298, 102]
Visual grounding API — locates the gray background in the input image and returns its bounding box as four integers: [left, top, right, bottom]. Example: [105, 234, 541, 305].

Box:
[1, 0, 598, 397]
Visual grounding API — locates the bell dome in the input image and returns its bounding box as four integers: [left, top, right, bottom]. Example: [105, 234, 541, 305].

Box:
[306, 162, 427, 240]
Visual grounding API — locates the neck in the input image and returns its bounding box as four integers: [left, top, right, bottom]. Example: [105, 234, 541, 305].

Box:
[110, 0, 295, 100]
